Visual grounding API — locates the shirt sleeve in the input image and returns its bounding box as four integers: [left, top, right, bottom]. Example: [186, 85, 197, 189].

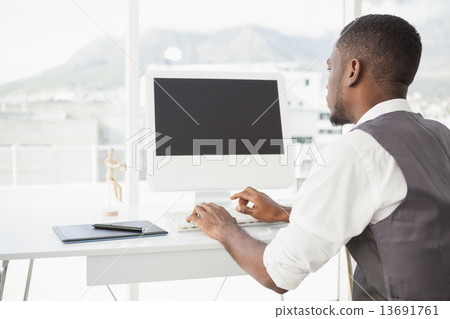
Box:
[264, 132, 382, 290]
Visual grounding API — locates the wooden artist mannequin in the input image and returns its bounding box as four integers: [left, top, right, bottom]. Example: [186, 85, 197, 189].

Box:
[104, 148, 126, 216]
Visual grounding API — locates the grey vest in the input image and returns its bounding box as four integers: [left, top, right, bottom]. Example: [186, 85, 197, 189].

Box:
[346, 111, 450, 301]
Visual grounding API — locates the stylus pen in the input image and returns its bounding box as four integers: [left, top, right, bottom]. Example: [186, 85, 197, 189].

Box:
[92, 224, 144, 232]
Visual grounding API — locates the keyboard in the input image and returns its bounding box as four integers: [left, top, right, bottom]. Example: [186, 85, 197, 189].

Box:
[165, 207, 273, 231]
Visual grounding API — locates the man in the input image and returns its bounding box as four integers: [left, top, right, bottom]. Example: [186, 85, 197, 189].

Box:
[187, 14, 450, 301]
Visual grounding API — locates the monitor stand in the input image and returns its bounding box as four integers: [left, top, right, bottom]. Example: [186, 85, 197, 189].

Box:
[194, 190, 233, 208]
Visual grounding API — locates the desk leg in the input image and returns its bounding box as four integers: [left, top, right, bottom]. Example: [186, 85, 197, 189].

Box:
[23, 259, 34, 301]
[106, 285, 118, 301]
[0, 260, 10, 301]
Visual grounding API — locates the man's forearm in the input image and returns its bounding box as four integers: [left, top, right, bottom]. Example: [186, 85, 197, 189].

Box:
[217, 224, 287, 294]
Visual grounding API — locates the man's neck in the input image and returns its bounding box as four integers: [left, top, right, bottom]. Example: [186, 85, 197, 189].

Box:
[352, 83, 408, 124]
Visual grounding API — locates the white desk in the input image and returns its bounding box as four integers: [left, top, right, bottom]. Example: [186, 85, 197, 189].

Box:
[0, 183, 346, 301]
[0, 204, 285, 300]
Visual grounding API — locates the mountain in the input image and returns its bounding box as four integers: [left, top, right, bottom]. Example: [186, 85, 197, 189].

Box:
[0, 25, 334, 96]
[0, 24, 448, 98]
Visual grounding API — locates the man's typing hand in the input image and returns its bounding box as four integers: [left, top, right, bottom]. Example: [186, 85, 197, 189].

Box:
[186, 203, 238, 241]
[231, 186, 291, 223]
[186, 201, 288, 295]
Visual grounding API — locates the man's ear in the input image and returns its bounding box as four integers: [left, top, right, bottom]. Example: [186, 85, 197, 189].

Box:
[347, 59, 361, 87]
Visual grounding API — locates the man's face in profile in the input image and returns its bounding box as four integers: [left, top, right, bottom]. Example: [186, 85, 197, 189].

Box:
[326, 47, 351, 126]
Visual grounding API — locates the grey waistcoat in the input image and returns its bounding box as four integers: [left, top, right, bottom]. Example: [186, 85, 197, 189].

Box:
[346, 111, 450, 301]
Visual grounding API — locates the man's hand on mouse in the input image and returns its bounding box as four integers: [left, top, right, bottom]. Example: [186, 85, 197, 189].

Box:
[186, 203, 238, 241]
[231, 186, 291, 223]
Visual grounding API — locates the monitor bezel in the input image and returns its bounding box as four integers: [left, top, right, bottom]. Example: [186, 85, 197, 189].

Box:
[143, 70, 295, 191]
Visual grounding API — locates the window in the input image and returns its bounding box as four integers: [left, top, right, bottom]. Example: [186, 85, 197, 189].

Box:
[0, 0, 346, 186]
[319, 113, 331, 120]
[0, 1, 126, 185]
[362, 0, 450, 127]
[292, 137, 313, 144]
[319, 129, 340, 135]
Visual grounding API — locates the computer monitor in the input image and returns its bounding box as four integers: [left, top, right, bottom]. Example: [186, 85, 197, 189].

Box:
[143, 70, 295, 204]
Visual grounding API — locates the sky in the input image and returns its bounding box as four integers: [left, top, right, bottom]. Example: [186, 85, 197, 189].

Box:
[0, 0, 448, 85]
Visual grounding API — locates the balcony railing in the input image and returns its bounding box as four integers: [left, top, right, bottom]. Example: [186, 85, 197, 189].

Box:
[0, 144, 125, 187]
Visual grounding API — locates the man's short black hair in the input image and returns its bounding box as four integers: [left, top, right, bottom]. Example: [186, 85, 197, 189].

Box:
[336, 14, 422, 87]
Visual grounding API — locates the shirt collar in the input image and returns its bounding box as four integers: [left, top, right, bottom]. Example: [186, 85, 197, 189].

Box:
[355, 98, 413, 127]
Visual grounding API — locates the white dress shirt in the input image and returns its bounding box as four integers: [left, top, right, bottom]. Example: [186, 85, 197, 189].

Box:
[263, 98, 412, 290]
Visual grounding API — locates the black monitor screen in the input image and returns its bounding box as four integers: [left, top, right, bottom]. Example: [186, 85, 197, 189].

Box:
[154, 78, 284, 156]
